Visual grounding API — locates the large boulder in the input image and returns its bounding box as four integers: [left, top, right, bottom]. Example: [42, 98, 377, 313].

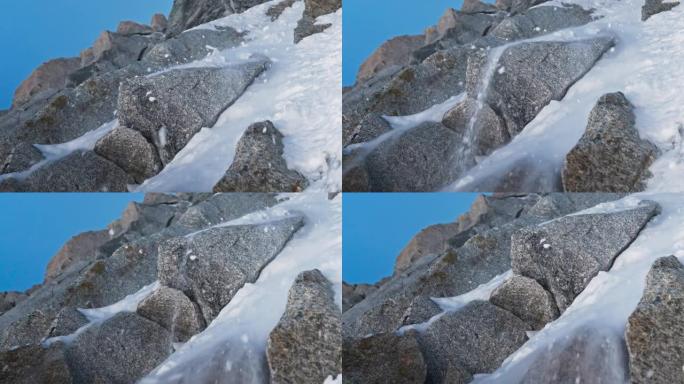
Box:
[46, 307, 89, 338]
[0, 344, 73, 384]
[172, 193, 279, 231]
[44, 229, 111, 282]
[14, 150, 135, 192]
[521, 326, 629, 383]
[511, 200, 660, 312]
[343, 332, 428, 384]
[79, 31, 163, 69]
[66, 312, 173, 384]
[626, 256, 684, 383]
[137, 285, 204, 342]
[94, 126, 163, 183]
[642, 0, 680, 20]
[267, 270, 341, 384]
[394, 222, 462, 274]
[118, 60, 270, 165]
[142, 28, 244, 68]
[441, 96, 509, 159]
[419, 300, 529, 381]
[562, 92, 659, 192]
[0, 140, 43, 175]
[212, 121, 308, 192]
[0, 291, 28, 316]
[424, 8, 500, 45]
[158, 216, 304, 323]
[0, 310, 51, 350]
[12, 57, 81, 108]
[489, 275, 559, 330]
[356, 35, 425, 84]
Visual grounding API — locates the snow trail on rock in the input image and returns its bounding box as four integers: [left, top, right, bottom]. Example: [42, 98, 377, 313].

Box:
[140, 193, 341, 383]
[137, 1, 342, 193]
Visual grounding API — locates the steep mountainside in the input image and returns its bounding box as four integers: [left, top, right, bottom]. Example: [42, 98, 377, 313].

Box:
[0, 0, 341, 193]
[0, 193, 341, 384]
[343, 0, 683, 193]
[343, 192, 684, 383]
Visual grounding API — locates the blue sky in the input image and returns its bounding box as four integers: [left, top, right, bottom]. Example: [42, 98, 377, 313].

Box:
[0, 194, 143, 292]
[343, 193, 480, 284]
[0, 0, 173, 109]
[343, 0, 467, 86]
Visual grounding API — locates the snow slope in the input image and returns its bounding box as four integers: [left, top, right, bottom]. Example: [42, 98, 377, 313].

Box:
[140, 192, 342, 383]
[445, 0, 684, 192]
[137, 0, 342, 193]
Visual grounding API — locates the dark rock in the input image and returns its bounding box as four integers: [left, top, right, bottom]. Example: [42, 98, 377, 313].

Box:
[167, 0, 228, 36]
[15, 150, 134, 192]
[526, 192, 624, 219]
[267, 0, 297, 21]
[401, 295, 442, 325]
[490, 275, 559, 330]
[80, 31, 162, 69]
[94, 126, 162, 183]
[0, 344, 73, 384]
[521, 326, 629, 383]
[562, 92, 659, 192]
[343, 113, 392, 147]
[462, 0, 499, 13]
[142, 28, 244, 68]
[44, 230, 111, 283]
[137, 285, 204, 342]
[0, 140, 43, 175]
[173, 193, 279, 231]
[151, 14, 168, 33]
[343, 332, 427, 384]
[342, 282, 379, 312]
[425, 8, 500, 45]
[117, 21, 153, 35]
[642, 0, 680, 20]
[394, 222, 463, 274]
[490, 4, 594, 41]
[66, 312, 172, 384]
[496, 0, 550, 13]
[158, 216, 304, 323]
[46, 307, 88, 338]
[0, 291, 28, 316]
[267, 270, 341, 383]
[511, 200, 660, 312]
[294, 0, 342, 43]
[212, 121, 308, 192]
[419, 300, 528, 380]
[118, 60, 269, 165]
[626, 256, 684, 383]
[0, 310, 51, 350]
[356, 35, 424, 84]
[12, 57, 81, 108]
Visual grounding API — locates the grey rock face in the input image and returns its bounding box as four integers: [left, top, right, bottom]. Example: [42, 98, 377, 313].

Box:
[401, 295, 442, 325]
[511, 200, 660, 312]
[118, 60, 269, 165]
[360, 122, 461, 192]
[142, 28, 244, 68]
[0, 291, 28, 316]
[67, 312, 172, 384]
[0, 344, 73, 384]
[0, 140, 43, 175]
[343, 113, 392, 147]
[15, 150, 134, 192]
[151, 14, 168, 32]
[294, 0, 342, 43]
[0, 310, 51, 350]
[213, 121, 308, 192]
[46, 307, 89, 338]
[137, 286, 204, 342]
[173, 193, 279, 231]
[117, 21, 153, 35]
[490, 275, 559, 330]
[167, 0, 230, 36]
[496, 0, 550, 13]
[12, 57, 81, 108]
[356, 35, 425, 84]
[343, 332, 427, 384]
[442, 96, 509, 158]
[642, 0, 680, 20]
[342, 282, 380, 312]
[158, 216, 304, 323]
[521, 326, 629, 384]
[462, 0, 498, 14]
[419, 301, 528, 381]
[394, 222, 463, 275]
[45, 230, 111, 282]
[626, 256, 684, 383]
[267, 270, 341, 384]
[490, 5, 593, 41]
[267, 0, 297, 21]
[476, 37, 614, 138]
[562, 92, 659, 193]
[94, 126, 162, 183]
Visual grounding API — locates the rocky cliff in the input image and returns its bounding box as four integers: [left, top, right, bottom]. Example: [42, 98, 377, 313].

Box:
[343, 192, 684, 383]
[0, 192, 341, 383]
[0, 0, 342, 193]
[343, 0, 681, 193]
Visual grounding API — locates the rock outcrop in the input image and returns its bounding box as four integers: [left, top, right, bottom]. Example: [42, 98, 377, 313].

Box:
[44, 230, 111, 282]
[12, 58, 81, 108]
[356, 35, 425, 83]
[626, 256, 684, 383]
[267, 270, 341, 384]
[642, 0, 680, 21]
[489, 275, 559, 330]
[294, 0, 342, 43]
[562, 92, 659, 192]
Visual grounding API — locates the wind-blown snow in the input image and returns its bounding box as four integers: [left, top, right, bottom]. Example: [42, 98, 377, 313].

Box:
[137, 0, 342, 193]
[42, 280, 159, 347]
[447, 0, 684, 192]
[397, 270, 512, 334]
[475, 193, 684, 383]
[141, 192, 342, 383]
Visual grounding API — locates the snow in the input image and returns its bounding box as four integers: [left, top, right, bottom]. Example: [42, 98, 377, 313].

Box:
[137, 0, 342, 193]
[140, 192, 341, 383]
[324, 374, 342, 384]
[397, 270, 512, 334]
[42, 281, 159, 347]
[0, 119, 117, 182]
[446, 0, 684, 192]
[475, 193, 684, 383]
